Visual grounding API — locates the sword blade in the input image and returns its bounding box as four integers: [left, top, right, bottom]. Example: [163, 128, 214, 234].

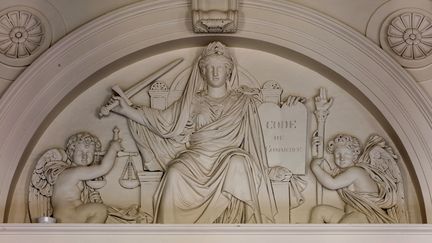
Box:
[124, 58, 183, 98]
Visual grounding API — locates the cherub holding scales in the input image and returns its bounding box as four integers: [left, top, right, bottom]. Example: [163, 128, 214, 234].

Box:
[29, 129, 122, 223]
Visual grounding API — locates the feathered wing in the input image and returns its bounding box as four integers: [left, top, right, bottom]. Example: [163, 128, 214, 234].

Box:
[359, 135, 409, 223]
[28, 148, 70, 222]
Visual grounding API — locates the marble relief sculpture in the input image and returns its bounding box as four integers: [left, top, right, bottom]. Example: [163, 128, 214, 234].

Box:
[29, 129, 121, 223]
[309, 134, 408, 223]
[28, 41, 409, 224]
[104, 42, 304, 223]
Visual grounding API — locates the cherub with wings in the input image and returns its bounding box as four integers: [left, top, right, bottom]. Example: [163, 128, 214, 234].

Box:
[29, 131, 121, 223]
[309, 134, 408, 223]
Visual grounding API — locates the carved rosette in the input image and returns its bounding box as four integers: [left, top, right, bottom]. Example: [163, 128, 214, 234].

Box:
[0, 10, 44, 59]
[387, 12, 432, 60]
[379, 9, 432, 68]
[0, 7, 51, 67]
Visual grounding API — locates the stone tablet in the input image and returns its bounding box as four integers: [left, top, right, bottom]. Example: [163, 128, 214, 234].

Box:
[258, 102, 308, 174]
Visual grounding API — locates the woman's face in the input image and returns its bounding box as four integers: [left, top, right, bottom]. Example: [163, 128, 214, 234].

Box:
[202, 55, 231, 88]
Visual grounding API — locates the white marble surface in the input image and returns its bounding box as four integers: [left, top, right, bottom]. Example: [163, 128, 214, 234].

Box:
[0, 0, 431, 227]
[1, 224, 432, 243]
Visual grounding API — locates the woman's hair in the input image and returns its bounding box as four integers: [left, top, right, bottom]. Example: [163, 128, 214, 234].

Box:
[327, 134, 362, 162]
[198, 41, 234, 77]
[66, 132, 101, 160]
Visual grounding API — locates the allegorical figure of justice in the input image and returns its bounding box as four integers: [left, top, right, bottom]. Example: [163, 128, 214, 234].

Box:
[29, 41, 408, 224]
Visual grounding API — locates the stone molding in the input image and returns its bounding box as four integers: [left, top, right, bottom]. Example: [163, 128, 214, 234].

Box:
[0, 0, 432, 228]
[1, 224, 432, 242]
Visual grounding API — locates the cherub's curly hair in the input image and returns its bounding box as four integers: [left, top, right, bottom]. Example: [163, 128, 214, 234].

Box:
[327, 134, 362, 162]
[66, 132, 101, 161]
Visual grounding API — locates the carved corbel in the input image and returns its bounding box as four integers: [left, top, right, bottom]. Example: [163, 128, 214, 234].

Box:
[192, 0, 238, 33]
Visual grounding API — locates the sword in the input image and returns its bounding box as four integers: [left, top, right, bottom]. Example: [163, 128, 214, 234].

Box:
[99, 58, 183, 117]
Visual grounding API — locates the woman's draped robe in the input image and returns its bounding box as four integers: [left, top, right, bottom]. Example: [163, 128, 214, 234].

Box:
[128, 90, 277, 223]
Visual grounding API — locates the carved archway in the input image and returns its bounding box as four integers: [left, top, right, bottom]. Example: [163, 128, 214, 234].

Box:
[0, 0, 432, 225]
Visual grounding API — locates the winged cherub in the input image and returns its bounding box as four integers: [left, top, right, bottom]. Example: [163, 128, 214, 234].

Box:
[309, 134, 408, 223]
[29, 131, 121, 223]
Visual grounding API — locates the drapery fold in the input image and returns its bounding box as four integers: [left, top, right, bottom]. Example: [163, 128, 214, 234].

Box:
[126, 49, 276, 223]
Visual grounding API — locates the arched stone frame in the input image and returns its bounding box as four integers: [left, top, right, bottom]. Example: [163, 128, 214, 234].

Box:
[0, 0, 432, 228]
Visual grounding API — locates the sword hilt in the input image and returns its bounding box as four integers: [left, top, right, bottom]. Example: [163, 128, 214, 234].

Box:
[99, 85, 131, 118]
[99, 98, 119, 117]
[98, 58, 183, 118]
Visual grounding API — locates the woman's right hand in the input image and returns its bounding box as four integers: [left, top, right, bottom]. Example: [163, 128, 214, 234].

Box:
[109, 96, 146, 125]
[111, 96, 131, 115]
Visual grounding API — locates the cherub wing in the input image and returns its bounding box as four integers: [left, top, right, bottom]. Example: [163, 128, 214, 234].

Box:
[28, 148, 70, 222]
[359, 135, 408, 223]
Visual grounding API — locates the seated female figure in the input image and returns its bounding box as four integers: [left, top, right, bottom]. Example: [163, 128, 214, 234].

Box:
[111, 42, 277, 223]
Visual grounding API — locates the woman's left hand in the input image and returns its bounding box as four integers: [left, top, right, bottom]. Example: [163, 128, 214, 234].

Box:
[283, 95, 306, 107]
[269, 166, 293, 182]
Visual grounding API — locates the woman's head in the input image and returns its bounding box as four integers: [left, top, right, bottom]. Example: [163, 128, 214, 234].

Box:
[327, 134, 362, 168]
[199, 42, 234, 87]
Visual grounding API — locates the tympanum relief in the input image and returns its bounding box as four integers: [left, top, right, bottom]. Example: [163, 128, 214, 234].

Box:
[28, 42, 411, 224]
